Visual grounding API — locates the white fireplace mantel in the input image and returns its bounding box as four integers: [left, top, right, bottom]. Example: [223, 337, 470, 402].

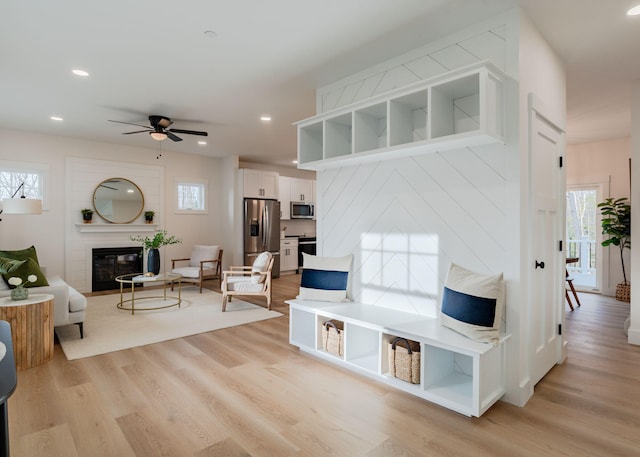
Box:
[75, 223, 158, 233]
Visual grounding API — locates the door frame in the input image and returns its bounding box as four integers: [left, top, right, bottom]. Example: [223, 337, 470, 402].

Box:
[565, 183, 606, 293]
[527, 93, 566, 386]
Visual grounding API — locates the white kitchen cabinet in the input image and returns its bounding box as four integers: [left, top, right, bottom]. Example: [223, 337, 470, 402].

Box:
[280, 238, 298, 272]
[288, 299, 509, 417]
[278, 176, 291, 219]
[241, 169, 279, 199]
[295, 61, 504, 171]
[290, 178, 314, 202]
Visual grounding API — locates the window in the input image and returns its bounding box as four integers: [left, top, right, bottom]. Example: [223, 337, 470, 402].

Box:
[0, 161, 48, 209]
[175, 178, 207, 214]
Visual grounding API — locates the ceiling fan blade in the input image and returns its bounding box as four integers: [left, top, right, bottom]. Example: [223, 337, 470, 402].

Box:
[122, 130, 152, 135]
[108, 119, 152, 129]
[166, 132, 183, 142]
[168, 128, 208, 137]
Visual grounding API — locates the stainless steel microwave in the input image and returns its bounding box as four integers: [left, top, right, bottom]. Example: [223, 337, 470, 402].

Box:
[291, 201, 314, 219]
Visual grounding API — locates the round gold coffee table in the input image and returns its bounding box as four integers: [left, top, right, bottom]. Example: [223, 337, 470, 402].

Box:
[115, 273, 182, 315]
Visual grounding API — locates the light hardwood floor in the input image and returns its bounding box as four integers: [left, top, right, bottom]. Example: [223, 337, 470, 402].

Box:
[8, 276, 640, 457]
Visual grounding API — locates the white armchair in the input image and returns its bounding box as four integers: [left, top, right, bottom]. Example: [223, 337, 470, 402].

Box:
[171, 245, 223, 293]
[221, 252, 274, 311]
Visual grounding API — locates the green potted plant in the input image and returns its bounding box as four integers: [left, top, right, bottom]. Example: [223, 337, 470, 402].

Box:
[598, 197, 631, 302]
[81, 208, 93, 223]
[130, 230, 182, 274]
[144, 210, 155, 224]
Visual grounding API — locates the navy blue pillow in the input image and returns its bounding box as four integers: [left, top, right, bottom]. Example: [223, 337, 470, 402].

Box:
[442, 287, 496, 327]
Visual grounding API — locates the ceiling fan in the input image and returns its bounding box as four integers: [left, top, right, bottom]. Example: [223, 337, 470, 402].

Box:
[108, 115, 208, 142]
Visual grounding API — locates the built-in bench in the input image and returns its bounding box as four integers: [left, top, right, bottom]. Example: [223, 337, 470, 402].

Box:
[286, 298, 509, 417]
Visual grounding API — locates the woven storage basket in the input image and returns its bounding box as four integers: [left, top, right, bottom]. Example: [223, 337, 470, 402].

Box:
[616, 283, 631, 302]
[321, 320, 344, 357]
[388, 337, 421, 384]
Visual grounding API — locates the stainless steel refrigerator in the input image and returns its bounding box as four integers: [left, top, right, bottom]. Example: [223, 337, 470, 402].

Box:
[244, 198, 280, 278]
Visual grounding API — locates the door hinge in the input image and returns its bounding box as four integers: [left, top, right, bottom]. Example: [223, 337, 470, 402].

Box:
[559, 240, 563, 252]
[559, 156, 564, 168]
[558, 324, 562, 335]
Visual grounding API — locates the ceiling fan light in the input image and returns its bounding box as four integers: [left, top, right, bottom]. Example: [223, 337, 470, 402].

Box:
[150, 131, 167, 141]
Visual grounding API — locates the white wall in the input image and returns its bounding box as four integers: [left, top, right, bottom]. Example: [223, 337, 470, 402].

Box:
[629, 81, 640, 345]
[311, 8, 565, 407]
[0, 128, 235, 291]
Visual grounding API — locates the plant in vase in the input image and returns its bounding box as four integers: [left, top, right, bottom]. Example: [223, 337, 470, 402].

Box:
[130, 230, 182, 275]
[8, 274, 38, 300]
[598, 197, 631, 302]
[81, 208, 93, 223]
[144, 210, 155, 224]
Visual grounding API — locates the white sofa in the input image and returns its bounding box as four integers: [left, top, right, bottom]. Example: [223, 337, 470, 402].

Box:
[0, 273, 87, 338]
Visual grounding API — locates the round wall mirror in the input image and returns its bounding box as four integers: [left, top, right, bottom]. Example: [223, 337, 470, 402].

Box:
[93, 178, 144, 224]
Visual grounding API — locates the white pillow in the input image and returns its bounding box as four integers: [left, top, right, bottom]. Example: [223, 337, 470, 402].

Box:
[251, 252, 272, 284]
[298, 253, 353, 302]
[189, 245, 219, 269]
[440, 263, 504, 344]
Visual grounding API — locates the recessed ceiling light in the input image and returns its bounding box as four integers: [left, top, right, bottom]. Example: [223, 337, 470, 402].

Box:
[260, 115, 272, 122]
[198, 141, 207, 145]
[627, 5, 640, 15]
[72, 69, 89, 77]
[50, 116, 63, 121]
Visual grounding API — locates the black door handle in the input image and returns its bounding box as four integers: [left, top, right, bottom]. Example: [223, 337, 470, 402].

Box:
[535, 260, 545, 269]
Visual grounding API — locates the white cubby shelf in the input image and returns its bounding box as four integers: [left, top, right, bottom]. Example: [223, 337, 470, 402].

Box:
[295, 61, 505, 171]
[287, 299, 509, 417]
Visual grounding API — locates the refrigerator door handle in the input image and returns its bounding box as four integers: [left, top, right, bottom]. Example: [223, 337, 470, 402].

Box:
[262, 206, 271, 251]
[262, 206, 268, 249]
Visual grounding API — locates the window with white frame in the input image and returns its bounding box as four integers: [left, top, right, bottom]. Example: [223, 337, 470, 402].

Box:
[0, 162, 47, 205]
[175, 178, 207, 213]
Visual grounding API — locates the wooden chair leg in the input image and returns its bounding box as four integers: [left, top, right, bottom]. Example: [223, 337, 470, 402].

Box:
[567, 279, 581, 307]
[565, 289, 574, 311]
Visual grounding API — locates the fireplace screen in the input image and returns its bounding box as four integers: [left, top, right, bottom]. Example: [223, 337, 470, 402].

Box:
[92, 247, 143, 291]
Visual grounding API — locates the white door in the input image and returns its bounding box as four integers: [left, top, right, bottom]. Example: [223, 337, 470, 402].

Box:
[529, 98, 565, 386]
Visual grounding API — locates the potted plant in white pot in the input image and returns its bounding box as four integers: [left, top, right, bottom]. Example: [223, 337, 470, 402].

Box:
[598, 197, 631, 302]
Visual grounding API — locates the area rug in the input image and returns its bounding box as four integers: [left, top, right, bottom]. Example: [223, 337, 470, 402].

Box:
[55, 286, 282, 360]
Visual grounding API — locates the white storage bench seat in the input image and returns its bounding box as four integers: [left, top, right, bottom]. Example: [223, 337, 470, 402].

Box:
[287, 298, 509, 417]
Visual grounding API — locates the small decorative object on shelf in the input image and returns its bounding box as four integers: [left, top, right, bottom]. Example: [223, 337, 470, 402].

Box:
[144, 210, 155, 224]
[81, 208, 93, 224]
[130, 230, 182, 275]
[8, 275, 37, 300]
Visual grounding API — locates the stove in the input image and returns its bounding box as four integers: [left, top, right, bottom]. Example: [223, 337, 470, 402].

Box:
[297, 236, 316, 273]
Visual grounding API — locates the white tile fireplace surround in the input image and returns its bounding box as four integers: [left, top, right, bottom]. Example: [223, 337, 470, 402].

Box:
[65, 157, 164, 293]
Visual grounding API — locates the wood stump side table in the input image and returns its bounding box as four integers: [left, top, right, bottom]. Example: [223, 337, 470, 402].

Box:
[0, 294, 54, 370]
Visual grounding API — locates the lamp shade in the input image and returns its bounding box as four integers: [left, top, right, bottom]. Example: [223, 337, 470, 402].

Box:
[1, 198, 43, 215]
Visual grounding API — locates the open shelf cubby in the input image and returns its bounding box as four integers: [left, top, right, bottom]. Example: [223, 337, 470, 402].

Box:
[354, 102, 388, 153]
[287, 299, 508, 417]
[317, 316, 344, 359]
[389, 89, 428, 147]
[345, 323, 379, 373]
[295, 61, 505, 170]
[325, 113, 352, 159]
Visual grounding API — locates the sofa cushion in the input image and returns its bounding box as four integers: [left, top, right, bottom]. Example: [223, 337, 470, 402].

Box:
[189, 245, 219, 269]
[251, 252, 272, 284]
[440, 263, 504, 344]
[299, 253, 353, 302]
[0, 256, 49, 288]
[0, 245, 40, 264]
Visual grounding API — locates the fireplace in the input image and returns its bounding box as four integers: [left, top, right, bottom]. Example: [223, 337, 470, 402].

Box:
[92, 247, 144, 291]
